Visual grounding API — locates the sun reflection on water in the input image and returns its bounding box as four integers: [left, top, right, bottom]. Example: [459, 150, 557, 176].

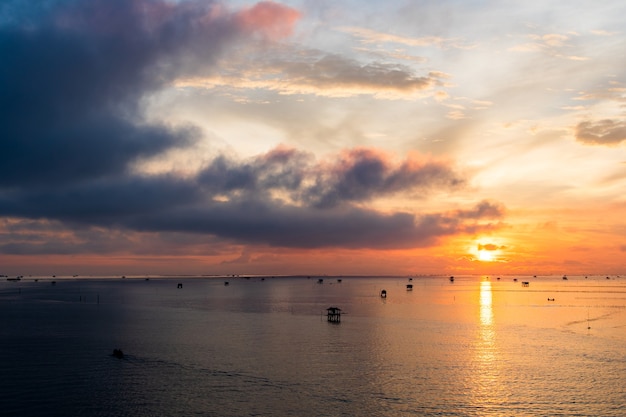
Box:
[480, 280, 493, 327]
[478, 281, 496, 365]
[469, 280, 502, 410]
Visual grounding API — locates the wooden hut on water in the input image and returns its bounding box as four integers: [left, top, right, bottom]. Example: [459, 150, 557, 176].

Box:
[326, 307, 341, 323]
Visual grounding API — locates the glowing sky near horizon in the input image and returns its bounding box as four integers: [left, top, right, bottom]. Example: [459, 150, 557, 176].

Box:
[1, 0, 625, 276]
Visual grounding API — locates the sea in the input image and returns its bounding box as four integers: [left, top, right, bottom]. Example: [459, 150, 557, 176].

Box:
[1, 275, 625, 416]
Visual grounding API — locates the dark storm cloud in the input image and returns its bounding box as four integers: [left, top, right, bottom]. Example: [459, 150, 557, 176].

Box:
[131, 201, 457, 250]
[575, 119, 626, 146]
[0, 0, 267, 187]
[0, 175, 201, 225]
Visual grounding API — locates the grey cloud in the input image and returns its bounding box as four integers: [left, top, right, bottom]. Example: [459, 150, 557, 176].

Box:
[198, 147, 465, 208]
[303, 148, 464, 208]
[199, 147, 308, 194]
[280, 53, 441, 93]
[0, 0, 243, 187]
[0, 144, 500, 250]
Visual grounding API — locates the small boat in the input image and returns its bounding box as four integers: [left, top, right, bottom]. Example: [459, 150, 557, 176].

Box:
[449, 276, 454, 282]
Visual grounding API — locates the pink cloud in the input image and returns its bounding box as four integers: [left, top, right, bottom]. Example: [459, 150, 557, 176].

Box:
[235, 1, 301, 40]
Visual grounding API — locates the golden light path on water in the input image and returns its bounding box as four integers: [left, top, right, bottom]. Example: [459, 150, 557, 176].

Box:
[470, 279, 502, 410]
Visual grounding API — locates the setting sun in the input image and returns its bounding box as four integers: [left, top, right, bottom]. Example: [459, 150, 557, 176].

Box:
[471, 240, 505, 263]
[477, 250, 496, 262]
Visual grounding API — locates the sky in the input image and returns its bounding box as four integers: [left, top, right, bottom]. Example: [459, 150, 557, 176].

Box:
[1, 0, 625, 277]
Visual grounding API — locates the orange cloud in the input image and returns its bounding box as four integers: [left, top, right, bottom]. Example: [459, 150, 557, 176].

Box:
[235, 1, 301, 40]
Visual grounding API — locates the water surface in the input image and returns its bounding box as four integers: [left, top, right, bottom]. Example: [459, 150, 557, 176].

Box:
[1, 275, 624, 416]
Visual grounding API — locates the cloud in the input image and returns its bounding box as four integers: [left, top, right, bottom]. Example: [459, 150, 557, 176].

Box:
[176, 52, 446, 99]
[575, 119, 626, 146]
[0, 0, 300, 188]
[0, 143, 501, 250]
[0, 218, 228, 256]
[1, 199, 503, 252]
[300, 148, 464, 208]
[510, 32, 588, 61]
[196, 146, 466, 208]
[477, 243, 505, 251]
[235, 1, 301, 40]
[339, 26, 474, 50]
[456, 200, 505, 219]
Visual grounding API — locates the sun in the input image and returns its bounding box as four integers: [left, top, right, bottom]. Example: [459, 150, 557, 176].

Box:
[471, 239, 505, 263]
[477, 249, 495, 262]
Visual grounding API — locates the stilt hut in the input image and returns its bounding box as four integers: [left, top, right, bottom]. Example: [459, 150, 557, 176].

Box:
[380, 289, 387, 298]
[327, 307, 341, 323]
